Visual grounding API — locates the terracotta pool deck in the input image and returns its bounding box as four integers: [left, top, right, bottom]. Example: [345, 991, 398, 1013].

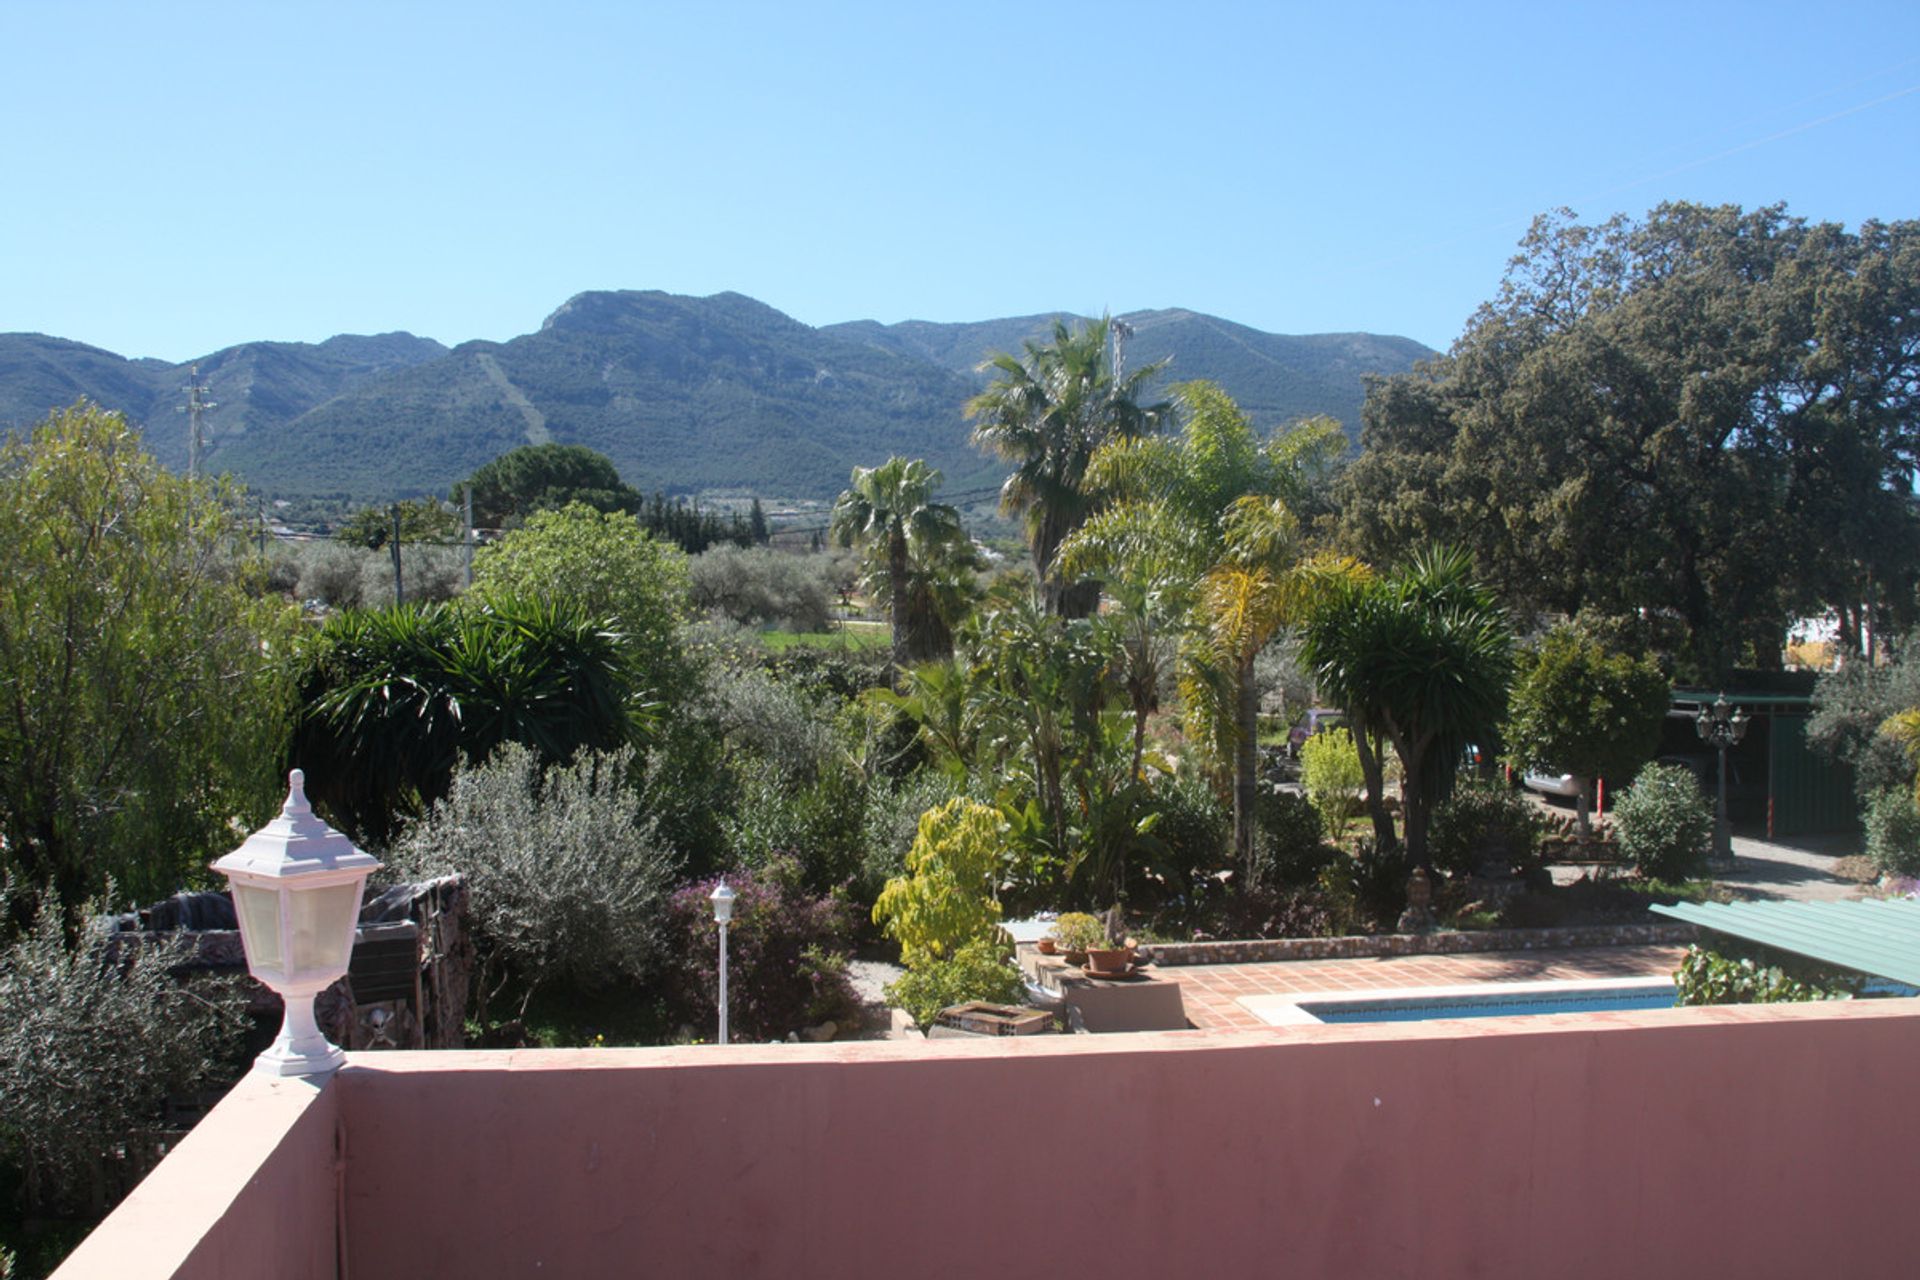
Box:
[1176, 943, 1688, 1030]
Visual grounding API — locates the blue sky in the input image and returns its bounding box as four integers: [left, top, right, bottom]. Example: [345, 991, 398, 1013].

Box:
[3, 1, 1916, 362]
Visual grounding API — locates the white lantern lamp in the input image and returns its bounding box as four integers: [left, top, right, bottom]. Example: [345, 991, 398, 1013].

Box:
[212, 769, 381, 1077]
[709, 881, 736, 1045]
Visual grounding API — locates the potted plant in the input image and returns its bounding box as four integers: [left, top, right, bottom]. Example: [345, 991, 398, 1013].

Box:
[1084, 942, 1135, 976]
[1050, 912, 1105, 965]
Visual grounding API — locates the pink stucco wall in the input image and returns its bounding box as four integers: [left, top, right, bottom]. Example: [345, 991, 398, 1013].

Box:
[50, 1073, 338, 1280]
[336, 1001, 1919, 1280]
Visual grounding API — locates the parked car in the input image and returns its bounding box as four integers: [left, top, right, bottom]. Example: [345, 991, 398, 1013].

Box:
[1522, 769, 1584, 800]
[1286, 708, 1347, 758]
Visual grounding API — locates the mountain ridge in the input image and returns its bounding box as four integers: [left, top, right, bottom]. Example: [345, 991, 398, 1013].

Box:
[0, 292, 1433, 502]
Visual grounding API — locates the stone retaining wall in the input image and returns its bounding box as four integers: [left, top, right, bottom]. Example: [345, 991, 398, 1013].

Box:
[1140, 921, 1699, 966]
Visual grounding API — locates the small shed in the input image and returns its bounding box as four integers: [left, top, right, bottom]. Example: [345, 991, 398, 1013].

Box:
[1666, 688, 1855, 838]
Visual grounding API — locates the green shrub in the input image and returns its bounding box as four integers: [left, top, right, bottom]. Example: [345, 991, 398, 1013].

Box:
[1140, 770, 1231, 896]
[0, 893, 246, 1214]
[1614, 762, 1712, 880]
[886, 939, 1027, 1030]
[1300, 727, 1365, 836]
[857, 769, 967, 905]
[872, 798, 1004, 966]
[1258, 790, 1340, 887]
[1315, 840, 1410, 934]
[1048, 912, 1107, 952]
[388, 743, 676, 998]
[665, 858, 861, 1041]
[1863, 787, 1920, 877]
[1429, 781, 1544, 878]
[1674, 943, 1860, 1005]
[725, 766, 867, 894]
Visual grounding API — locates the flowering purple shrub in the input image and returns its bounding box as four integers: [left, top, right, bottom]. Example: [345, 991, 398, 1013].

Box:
[665, 856, 862, 1041]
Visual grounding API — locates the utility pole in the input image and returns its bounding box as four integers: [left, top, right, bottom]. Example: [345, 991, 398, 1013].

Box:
[181, 365, 217, 483]
[390, 504, 404, 605]
[1111, 317, 1135, 383]
[463, 485, 475, 589]
[257, 500, 269, 556]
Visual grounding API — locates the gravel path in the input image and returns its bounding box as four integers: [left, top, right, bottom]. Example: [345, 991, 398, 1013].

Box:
[1716, 831, 1865, 902]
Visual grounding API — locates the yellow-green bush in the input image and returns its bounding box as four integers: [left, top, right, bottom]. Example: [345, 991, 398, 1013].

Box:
[872, 798, 1003, 967]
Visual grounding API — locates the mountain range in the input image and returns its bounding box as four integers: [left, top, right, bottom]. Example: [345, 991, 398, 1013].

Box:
[0, 292, 1434, 503]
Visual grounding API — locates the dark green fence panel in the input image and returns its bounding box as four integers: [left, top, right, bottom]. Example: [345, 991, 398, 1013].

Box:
[1768, 713, 1857, 837]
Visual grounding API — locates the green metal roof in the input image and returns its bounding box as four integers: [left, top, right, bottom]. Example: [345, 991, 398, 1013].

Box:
[1671, 689, 1815, 710]
[1650, 898, 1920, 986]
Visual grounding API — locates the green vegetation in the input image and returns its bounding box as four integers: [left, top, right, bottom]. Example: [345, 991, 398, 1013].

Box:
[10, 199, 1917, 1273]
[471, 502, 693, 697]
[388, 744, 676, 1014]
[1503, 627, 1669, 836]
[335, 497, 460, 549]
[885, 939, 1025, 1031]
[0, 403, 299, 914]
[968, 315, 1173, 615]
[289, 598, 646, 845]
[1862, 787, 1920, 877]
[460, 442, 642, 527]
[831, 456, 970, 672]
[1613, 763, 1714, 880]
[1674, 943, 1861, 1006]
[873, 798, 1005, 967]
[1342, 203, 1920, 680]
[1299, 547, 1513, 869]
[1300, 727, 1366, 838]
[759, 624, 890, 652]
[0, 890, 246, 1219]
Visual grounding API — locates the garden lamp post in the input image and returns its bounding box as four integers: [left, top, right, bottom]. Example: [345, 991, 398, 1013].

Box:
[1694, 695, 1750, 866]
[710, 881, 736, 1045]
[212, 770, 380, 1077]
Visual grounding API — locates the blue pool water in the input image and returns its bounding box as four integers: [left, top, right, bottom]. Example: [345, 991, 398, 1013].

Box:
[1304, 985, 1678, 1024]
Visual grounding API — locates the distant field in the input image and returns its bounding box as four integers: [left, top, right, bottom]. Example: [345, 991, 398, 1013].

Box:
[761, 621, 890, 652]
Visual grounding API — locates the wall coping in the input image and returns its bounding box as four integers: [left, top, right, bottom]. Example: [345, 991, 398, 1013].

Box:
[1140, 921, 1700, 965]
[50, 1073, 337, 1280]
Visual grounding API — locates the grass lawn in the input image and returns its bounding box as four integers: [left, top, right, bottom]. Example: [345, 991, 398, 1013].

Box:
[761, 621, 890, 652]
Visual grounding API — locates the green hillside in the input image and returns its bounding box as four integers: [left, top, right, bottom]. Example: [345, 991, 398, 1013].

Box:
[0, 330, 447, 473]
[0, 293, 1432, 503]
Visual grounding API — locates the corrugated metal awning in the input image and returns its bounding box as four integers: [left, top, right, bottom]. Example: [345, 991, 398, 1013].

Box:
[1650, 898, 1920, 986]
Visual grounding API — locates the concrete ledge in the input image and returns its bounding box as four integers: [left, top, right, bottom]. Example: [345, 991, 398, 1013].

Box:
[51, 1072, 339, 1280]
[1144, 921, 1699, 965]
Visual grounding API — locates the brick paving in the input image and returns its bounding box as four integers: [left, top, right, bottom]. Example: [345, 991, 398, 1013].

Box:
[1173, 943, 1687, 1031]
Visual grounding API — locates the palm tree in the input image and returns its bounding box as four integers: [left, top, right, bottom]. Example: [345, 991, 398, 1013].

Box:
[1060, 381, 1352, 862]
[829, 457, 965, 675]
[967, 316, 1172, 616]
[1200, 502, 1368, 877]
[1299, 547, 1513, 869]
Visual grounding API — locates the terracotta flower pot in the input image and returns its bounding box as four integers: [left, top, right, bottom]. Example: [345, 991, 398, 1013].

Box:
[1063, 949, 1089, 967]
[1037, 937, 1058, 955]
[1085, 946, 1133, 975]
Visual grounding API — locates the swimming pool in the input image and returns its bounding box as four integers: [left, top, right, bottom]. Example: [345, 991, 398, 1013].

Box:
[1239, 976, 1678, 1026]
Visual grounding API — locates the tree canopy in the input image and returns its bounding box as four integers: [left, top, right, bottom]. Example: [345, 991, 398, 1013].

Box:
[471, 502, 693, 702]
[458, 443, 642, 528]
[0, 403, 298, 914]
[830, 457, 969, 674]
[967, 316, 1172, 615]
[1341, 202, 1920, 680]
[1503, 627, 1670, 835]
[1300, 547, 1513, 868]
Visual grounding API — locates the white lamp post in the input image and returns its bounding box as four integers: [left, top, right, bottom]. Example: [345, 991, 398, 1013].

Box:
[212, 770, 380, 1077]
[709, 881, 736, 1045]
